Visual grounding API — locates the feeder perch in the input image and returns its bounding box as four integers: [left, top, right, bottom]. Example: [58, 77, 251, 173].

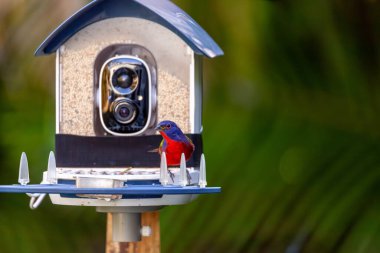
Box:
[159, 152, 169, 186]
[199, 154, 207, 188]
[18, 152, 29, 186]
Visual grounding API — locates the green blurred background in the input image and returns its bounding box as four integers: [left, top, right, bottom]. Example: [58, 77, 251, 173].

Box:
[0, 0, 379, 252]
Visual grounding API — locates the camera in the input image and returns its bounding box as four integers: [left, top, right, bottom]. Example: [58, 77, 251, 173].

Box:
[99, 56, 153, 136]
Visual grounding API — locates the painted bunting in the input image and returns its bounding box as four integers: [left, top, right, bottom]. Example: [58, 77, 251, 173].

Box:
[155, 120, 195, 166]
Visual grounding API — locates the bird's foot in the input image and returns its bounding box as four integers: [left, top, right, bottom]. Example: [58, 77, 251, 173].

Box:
[168, 169, 175, 183]
[186, 169, 192, 185]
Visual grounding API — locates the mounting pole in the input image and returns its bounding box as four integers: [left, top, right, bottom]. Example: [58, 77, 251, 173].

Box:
[106, 212, 160, 253]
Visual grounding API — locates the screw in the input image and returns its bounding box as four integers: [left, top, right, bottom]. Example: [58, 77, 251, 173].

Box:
[141, 226, 152, 237]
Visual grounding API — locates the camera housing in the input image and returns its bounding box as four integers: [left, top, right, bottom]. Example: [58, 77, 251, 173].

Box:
[99, 56, 152, 136]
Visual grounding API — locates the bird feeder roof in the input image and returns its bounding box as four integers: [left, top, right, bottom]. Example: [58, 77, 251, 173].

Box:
[35, 0, 223, 58]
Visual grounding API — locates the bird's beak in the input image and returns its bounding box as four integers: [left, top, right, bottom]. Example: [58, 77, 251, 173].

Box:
[155, 125, 162, 131]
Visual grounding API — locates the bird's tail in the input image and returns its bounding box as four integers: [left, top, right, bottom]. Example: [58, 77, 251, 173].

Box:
[148, 148, 159, 153]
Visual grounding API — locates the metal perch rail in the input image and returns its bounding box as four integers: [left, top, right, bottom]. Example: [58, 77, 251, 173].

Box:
[0, 151, 220, 210]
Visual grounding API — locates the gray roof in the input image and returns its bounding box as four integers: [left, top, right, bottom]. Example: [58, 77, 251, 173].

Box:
[35, 0, 223, 58]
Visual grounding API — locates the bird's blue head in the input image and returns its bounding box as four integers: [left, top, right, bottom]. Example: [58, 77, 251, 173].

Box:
[155, 120, 184, 139]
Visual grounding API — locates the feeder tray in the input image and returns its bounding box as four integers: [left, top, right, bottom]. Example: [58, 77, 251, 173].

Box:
[0, 151, 220, 210]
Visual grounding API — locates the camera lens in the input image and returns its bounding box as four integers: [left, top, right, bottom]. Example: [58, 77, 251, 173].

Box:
[113, 100, 137, 124]
[114, 68, 133, 88]
[119, 107, 130, 118]
[111, 67, 138, 95]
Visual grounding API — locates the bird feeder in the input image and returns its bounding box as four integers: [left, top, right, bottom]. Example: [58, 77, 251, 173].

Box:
[0, 0, 222, 247]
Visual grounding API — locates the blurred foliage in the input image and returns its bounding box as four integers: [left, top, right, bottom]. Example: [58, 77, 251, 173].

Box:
[0, 0, 379, 252]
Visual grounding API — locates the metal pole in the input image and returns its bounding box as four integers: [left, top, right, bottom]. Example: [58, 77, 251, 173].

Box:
[106, 212, 160, 253]
[112, 213, 142, 242]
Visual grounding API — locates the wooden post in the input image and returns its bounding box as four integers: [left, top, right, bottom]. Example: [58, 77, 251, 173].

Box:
[106, 212, 160, 253]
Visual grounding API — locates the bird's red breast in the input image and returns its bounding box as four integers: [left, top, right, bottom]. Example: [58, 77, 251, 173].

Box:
[159, 131, 195, 166]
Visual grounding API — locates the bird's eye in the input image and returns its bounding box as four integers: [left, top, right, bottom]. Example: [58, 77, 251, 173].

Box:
[166, 124, 171, 129]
